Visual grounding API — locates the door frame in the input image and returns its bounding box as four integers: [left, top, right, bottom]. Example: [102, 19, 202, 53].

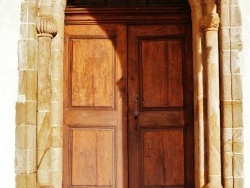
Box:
[15, 0, 229, 187]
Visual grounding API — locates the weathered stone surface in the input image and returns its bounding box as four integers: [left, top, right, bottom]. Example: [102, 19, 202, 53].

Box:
[37, 112, 51, 166]
[15, 149, 36, 174]
[20, 23, 37, 39]
[51, 126, 62, 148]
[26, 70, 37, 101]
[16, 101, 26, 125]
[16, 125, 36, 149]
[26, 101, 37, 125]
[16, 173, 37, 188]
[220, 5, 230, 27]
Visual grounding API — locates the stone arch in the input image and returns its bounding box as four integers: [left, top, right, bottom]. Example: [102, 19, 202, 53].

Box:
[15, 0, 244, 187]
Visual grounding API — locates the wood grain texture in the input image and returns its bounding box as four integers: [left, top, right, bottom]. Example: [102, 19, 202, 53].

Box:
[143, 129, 184, 186]
[64, 24, 127, 188]
[71, 128, 114, 186]
[141, 39, 183, 108]
[128, 24, 193, 188]
[71, 38, 114, 108]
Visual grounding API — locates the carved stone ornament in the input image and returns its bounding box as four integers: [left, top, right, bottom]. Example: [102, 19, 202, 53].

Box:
[200, 13, 220, 31]
[36, 15, 58, 38]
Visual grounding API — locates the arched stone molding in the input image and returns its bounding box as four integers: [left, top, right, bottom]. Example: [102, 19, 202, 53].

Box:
[14, 0, 244, 187]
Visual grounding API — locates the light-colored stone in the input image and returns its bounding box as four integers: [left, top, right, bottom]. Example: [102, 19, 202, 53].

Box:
[20, 23, 37, 39]
[233, 154, 244, 177]
[50, 148, 62, 171]
[26, 101, 37, 125]
[222, 128, 232, 152]
[51, 126, 62, 148]
[16, 101, 26, 125]
[27, 39, 38, 70]
[220, 5, 230, 27]
[15, 149, 36, 174]
[21, 2, 38, 24]
[50, 102, 62, 126]
[26, 70, 37, 101]
[231, 50, 241, 74]
[230, 5, 242, 26]
[16, 173, 37, 188]
[232, 74, 243, 100]
[37, 169, 51, 186]
[220, 50, 231, 74]
[16, 125, 36, 149]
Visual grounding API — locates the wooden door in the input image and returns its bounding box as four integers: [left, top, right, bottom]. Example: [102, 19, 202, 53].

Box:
[128, 24, 194, 187]
[64, 21, 193, 188]
[63, 24, 128, 188]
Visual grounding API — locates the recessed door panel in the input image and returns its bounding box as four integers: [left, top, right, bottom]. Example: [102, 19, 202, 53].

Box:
[71, 38, 115, 108]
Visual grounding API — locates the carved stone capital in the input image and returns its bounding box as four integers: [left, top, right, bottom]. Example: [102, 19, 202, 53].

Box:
[36, 15, 57, 38]
[200, 13, 220, 31]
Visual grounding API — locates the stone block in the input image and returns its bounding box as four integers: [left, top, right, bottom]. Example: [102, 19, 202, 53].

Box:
[18, 40, 28, 70]
[220, 27, 230, 43]
[220, 0, 230, 5]
[230, 41, 242, 51]
[51, 36, 63, 52]
[15, 148, 36, 174]
[18, 70, 26, 95]
[27, 39, 38, 70]
[16, 102, 26, 125]
[223, 152, 233, 177]
[221, 101, 233, 128]
[220, 50, 230, 74]
[232, 74, 242, 100]
[234, 178, 244, 188]
[221, 41, 230, 51]
[231, 50, 241, 74]
[21, 2, 38, 23]
[220, 5, 230, 27]
[50, 148, 62, 171]
[38, 149, 50, 171]
[26, 101, 37, 125]
[222, 128, 232, 152]
[230, 5, 242, 27]
[230, 0, 239, 5]
[16, 173, 37, 188]
[51, 126, 62, 148]
[37, 112, 51, 164]
[223, 177, 233, 188]
[50, 102, 62, 126]
[20, 23, 37, 40]
[233, 153, 244, 177]
[38, 4, 52, 15]
[26, 70, 37, 101]
[233, 128, 243, 142]
[233, 141, 243, 154]
[16, 125, 36, 149]
[37, 111, 50, 134]
[51, 170, 62, 188]
[51, 50, 63, 80]
[230, 27, 242, 42]
[52, 1, 64, 16]
[221, 74, 232, 100]
[232, 101, 243, 128]
[51, 79, 62, 103]
[37, 170, 51, 186]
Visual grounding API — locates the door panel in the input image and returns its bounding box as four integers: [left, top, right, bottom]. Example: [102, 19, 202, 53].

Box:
[64, 24, 127, 188]
[128, 24, 193, 188]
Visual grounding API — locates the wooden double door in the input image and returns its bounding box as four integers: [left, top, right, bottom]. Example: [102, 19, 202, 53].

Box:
[64, 15, 194, 188]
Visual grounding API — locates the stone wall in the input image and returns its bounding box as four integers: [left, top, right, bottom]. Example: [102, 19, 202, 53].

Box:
[1, 0, 250, 187]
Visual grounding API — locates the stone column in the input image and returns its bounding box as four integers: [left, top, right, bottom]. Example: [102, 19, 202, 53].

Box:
[201, 1, 223, 187]
[36, 14, 57, 187]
